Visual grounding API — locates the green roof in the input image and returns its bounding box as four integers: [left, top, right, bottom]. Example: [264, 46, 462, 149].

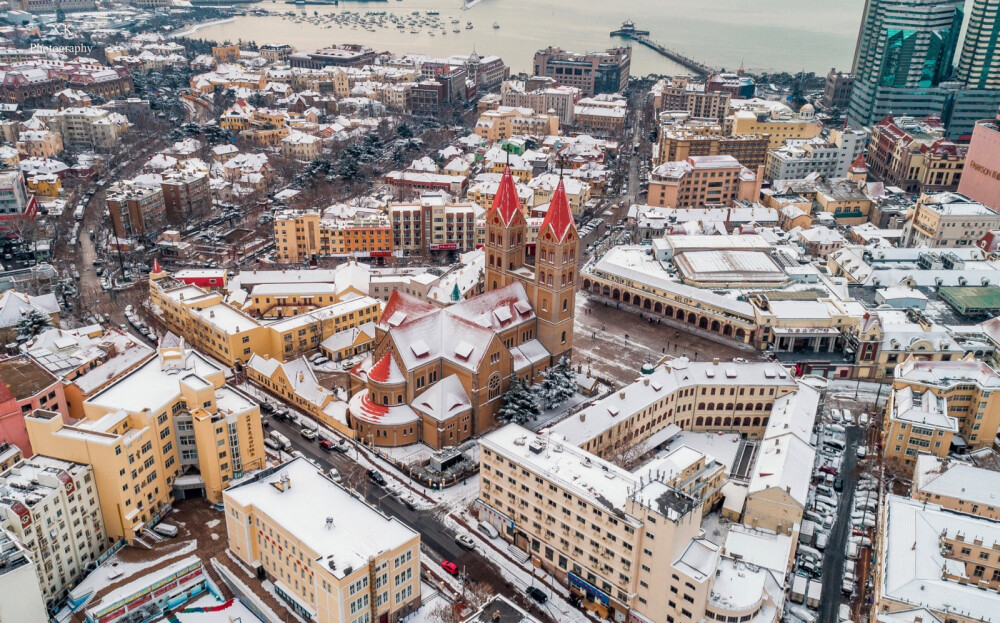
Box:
[939, 286, 1000, 313]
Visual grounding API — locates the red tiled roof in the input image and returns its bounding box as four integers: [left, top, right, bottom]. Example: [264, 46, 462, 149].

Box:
[537, 178, 577, 242]
[488, 167, 522, 226]
[849, 153, 867, 172]
[368, 352, 393, 382]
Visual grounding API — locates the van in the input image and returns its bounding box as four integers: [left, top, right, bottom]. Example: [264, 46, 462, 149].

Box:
[856, 446, 868, 459]
[815, 533, 829, 550]
[477, 521, 499, 539]
[816, 494, 838, 508]
[269, 430, 291, 451]
[74, 206, 84, 220]
[816, 485, 835, 499]
[827, 424, 846, 435]
[839, 604, 853, 622]
[153, 523, 178, 538]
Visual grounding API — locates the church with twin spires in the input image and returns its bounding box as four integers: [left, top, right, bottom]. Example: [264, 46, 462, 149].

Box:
[348, 167, 579, 448]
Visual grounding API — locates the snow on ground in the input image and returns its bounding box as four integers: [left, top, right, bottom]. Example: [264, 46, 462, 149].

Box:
[205, 519, 220, 529]
[400, 582, 450, 622]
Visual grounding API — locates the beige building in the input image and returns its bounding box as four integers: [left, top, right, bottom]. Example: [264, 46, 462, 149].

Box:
[903, 192, 1000, 247]
[389, 194, 483, 255]
[729, 102, 822, 149]
[0, 456, 106, 608]
[224, 457, 421, 623]
[107, 178, 166, 238]
[651, 76, 731, 121]
[647, 155, 763, 208]
[49, 107, 129, 151]
[912, 455, 1000, 521]
[882, 357, 1000, 468]
[655, 114, 769, 169]
[474, 106, 559, 141]
[25, 338, 267, 543]
[874, 495, 1000, 623]
[15, 130, 63, 158]
[273, 210, 393, 263]
[282, 131, 322, 161]
[149, 265, 382, 366]
[479, 423, 785, 623]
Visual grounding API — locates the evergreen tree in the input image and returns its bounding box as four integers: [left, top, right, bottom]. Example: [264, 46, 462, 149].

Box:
[16, 309, 52, 341]
[538, 356, 577, 408]
[498, 377, 541, 424]
[55, 7, 65, 23]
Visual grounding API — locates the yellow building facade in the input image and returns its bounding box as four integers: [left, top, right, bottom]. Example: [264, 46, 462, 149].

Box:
[25, 341, 266, 543]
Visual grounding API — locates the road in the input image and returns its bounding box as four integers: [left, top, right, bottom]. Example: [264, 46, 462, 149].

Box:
[817, 426, 863, 623]
[261, 412, 557, 621]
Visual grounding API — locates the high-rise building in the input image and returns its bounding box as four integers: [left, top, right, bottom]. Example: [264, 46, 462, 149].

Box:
[848, 0, 963, 127]
[849, 0, 1000, 137]
[958, 110, 1000, 208]
[957, 0, 1000, 89]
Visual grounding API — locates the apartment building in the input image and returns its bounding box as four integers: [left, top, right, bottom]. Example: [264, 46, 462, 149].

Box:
[0, 456, 106, 607]
[260, 44, 294, 63]
[882, 358, 1000, 469]
[15, 129, 63, 158]
[0, 442, 22, 473]
[912, 456, 1000, 521]
[821, 69, 854, 109]
[150, 267, 382, 365]
[479, 424, 785, 623]
[958, 113, 1000, 210]
[764, 128, 867, 181]
[21, 325, 154, 419]
[874, 495, 1000, 623]
[651, 76, 731, 121]
[903, 192, 1000, 248]
[160, 167, 212, 223]
[866, 116, 967, 193]
[389, 192, 482, 255]
[527, 174, 591, 216]
[49, 107, 129, 151]
[474, 106, 559, 141]
[282, 131, 322, 161]
[532, 46, 631, 95]
[0, 355, 68, 457]
[573, 95, 627, 136]
[729, 102, 822, 149]
[500, 85, 581, 125]
[0, 169, 36, 220]
[647, 155, 762, 208]
[24, 339, 266, 542]
[547, 359, 799, 458]
[107, 178, 166, 238]
[224, 458, 421, 623]
[0, 530, 48, 623]
[274, 210, 393, 263]
[655, 114, 769, 169]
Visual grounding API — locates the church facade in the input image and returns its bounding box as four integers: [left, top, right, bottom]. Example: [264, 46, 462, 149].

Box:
[348, 168, 579, 448]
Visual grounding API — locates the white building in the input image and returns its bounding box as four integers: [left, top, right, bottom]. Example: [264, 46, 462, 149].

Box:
[0, 530, 48, 623]
[764, 129, 866, 181]
[0, 456, 106, 606]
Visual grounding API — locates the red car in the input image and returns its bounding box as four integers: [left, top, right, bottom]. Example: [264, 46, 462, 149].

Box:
[318, 440, 334, 452]
[441, 560, 458, 576]
[819, 465, 838, 476]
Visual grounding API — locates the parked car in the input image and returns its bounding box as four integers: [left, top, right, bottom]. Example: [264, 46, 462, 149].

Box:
[441, 560, 459, 576]
[319, 440, 335, 452]
[525, 586, 548, 603]
[819, 465, 838, 476]
[455, 534, 475, 549]
[834, 477, 844, 492]
[368, 470, 387, 486]
[327, 468, 341, 483]
[300, 428, 317, 441]
[334, 440, 351, 453]
[477, 521, 500, 539]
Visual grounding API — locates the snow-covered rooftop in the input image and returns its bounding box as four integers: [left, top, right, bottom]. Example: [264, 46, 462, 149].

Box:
[224, 458, 418, 579]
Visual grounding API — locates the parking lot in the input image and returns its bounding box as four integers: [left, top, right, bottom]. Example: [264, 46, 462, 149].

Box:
[787, 406, 879, 623]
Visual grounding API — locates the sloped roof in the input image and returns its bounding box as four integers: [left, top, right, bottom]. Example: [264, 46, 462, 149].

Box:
[537, 178, 577, 242]
[412, 374, 471, 422]
[487, 167, 523, 226]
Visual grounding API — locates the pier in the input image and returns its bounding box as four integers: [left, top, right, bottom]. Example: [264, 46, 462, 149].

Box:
[611, 21, 714, 76]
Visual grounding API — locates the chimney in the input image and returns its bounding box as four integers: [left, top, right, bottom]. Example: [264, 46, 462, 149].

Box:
[579, 412, 586, 422]
[210, 310, 215, 318]
[619, 391, 626, 399]
[643, 378, 650, 386]
[713, 358, 720, 365]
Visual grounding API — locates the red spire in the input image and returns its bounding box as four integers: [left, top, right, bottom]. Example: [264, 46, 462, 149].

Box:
[849, 153, 867, 172]
[488, 167, 522, 225]
[151, 258, 162, 274]
[539, 179, 577, 242]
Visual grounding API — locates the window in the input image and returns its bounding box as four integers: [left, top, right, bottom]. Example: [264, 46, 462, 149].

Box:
[488, 373, 501, 400]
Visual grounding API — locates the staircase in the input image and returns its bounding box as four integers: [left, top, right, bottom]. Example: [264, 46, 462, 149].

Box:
[507, 544, 530, 564]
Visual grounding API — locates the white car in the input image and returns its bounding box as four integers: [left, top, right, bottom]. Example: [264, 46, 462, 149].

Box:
[843, 409, 855, 424]
[328, 468, 341, 483]
[300, 428, 318, 441]
[830, 408, 842, 422]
